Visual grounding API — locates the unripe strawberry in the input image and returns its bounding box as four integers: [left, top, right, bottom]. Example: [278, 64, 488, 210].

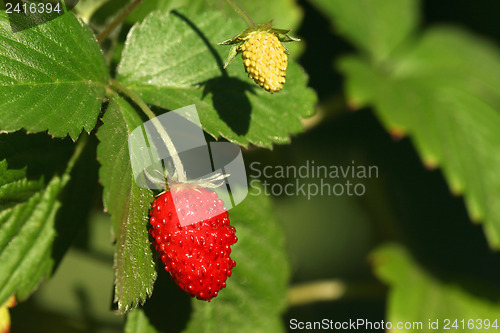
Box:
[219, 21, 300, 93]
[239, 31, 287, 93]
[149, 187, 237, 301]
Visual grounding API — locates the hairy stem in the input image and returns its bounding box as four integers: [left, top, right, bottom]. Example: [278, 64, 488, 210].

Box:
[224, 0, 255, 27]
[109, 79, 187, 183]
[97, 0, 143, 43]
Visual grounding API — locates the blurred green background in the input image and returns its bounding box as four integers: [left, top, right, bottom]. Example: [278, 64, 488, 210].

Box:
[8, 0, 500, 332]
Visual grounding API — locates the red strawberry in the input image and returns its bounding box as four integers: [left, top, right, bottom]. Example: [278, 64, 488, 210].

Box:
[149, 187, 237, 301]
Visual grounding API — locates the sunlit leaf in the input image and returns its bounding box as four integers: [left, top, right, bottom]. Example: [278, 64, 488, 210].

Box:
[0, 11, 108, 139]
[116, 10, 316, 148]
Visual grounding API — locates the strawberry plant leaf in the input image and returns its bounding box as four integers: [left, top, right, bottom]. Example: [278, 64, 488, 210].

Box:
[0, 131, 94, 305]
[0, 11, 108, 140]
[338, 27, 500, 248]
[182, 184, 290, 333]
[372, 244, 500, 330]
[127, 0, 303, 34]
[97, 96, 156, 313]
[0, 159, 70, 304]
[314, 0, 500, 248]
[125, 0, 304, 57]
[116, 10, 316, 148]
[309, 0, 419, 62]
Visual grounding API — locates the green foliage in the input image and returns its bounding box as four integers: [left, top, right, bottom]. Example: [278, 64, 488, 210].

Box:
[0, 0, 314, 319]
[0, 11, 108, 140]
[2, 0, 500, 331]
[315, 0, 500, 248]
[0, 159, 68, 304]
[116, 10, 316, 147]
[373, 244, 500, 331]
[310, 0, 419, 62]
[307, 0, 500, 327]
[97, 96, 156, 313]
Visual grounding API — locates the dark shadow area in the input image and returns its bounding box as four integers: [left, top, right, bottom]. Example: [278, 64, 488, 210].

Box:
[0, 130, 74, 181]
[0, 130, 75, 212]
[140, 237, 192, 333]
[291, 0, 500, 291]
[297, 0, 354, 100]
[89, 0, 125, 26]
[245, 107, 500, 324]
[200, 76, 256, 135]
[141, 269, 192, 333]
[266, 108, 500, 302]
[172, 10, 254, 136]
[344, 111, 500, 285]
[286, 299, 386, 333]
[339, 111, 500, 303]
[10, 287, 122, 333]
[423, 0, 500, 45]
[51, 134, 100, 269]
[75, 285, 100, 333]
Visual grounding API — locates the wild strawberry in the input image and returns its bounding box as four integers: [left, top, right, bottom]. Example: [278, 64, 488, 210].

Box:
[149, 187, 237, 301]
[219, 21, 300, 93]
[239, 31, 287, 93]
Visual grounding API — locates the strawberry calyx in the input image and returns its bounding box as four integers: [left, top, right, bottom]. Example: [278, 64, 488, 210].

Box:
[143, 164, 230, 198]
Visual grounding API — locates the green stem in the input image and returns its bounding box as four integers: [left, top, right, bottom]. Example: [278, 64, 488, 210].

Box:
[65, 134, 88, 174]
[97, 0, 143, 43]
[224, 0, 255, 27]
[109, 79, 187, 183]
[288, 279, 386, 307]
[288, 280, 346, 306]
